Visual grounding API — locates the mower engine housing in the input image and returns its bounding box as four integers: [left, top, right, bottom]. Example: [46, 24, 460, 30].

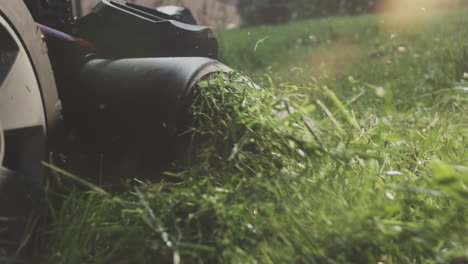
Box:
[37, 0, 231, 180]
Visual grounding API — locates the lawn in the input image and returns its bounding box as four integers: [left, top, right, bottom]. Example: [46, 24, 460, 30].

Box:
[33, 8, 468, 263]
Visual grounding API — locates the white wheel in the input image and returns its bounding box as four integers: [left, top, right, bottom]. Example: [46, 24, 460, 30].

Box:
[0, 13, 47, 181]
[0, 0, 59, 253]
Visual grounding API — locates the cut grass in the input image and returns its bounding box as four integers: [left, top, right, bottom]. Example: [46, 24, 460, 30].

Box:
[31, 8, 468, 264]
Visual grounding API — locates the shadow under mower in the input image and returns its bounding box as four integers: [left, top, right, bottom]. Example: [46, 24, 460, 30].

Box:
[0, 0, 240, 253]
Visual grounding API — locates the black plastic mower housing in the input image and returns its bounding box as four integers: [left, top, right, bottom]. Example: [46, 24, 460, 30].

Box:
[76, 0, 219, 59]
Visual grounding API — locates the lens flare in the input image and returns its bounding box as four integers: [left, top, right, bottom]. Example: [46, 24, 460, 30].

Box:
[375, 0, 460, 32]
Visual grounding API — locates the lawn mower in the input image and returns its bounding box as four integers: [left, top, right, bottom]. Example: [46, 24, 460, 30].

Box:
[0, 0, 234, 252]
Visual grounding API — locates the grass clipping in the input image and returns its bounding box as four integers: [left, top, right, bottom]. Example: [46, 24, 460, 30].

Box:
[40, 72, 468, 264]
[182, 72, 319, 177]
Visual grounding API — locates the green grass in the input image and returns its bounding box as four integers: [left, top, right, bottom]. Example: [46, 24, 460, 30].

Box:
[31, 8, 468, 263]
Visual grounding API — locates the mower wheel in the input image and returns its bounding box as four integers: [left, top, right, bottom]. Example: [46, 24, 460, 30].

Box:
[0, 0, 59, 252]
